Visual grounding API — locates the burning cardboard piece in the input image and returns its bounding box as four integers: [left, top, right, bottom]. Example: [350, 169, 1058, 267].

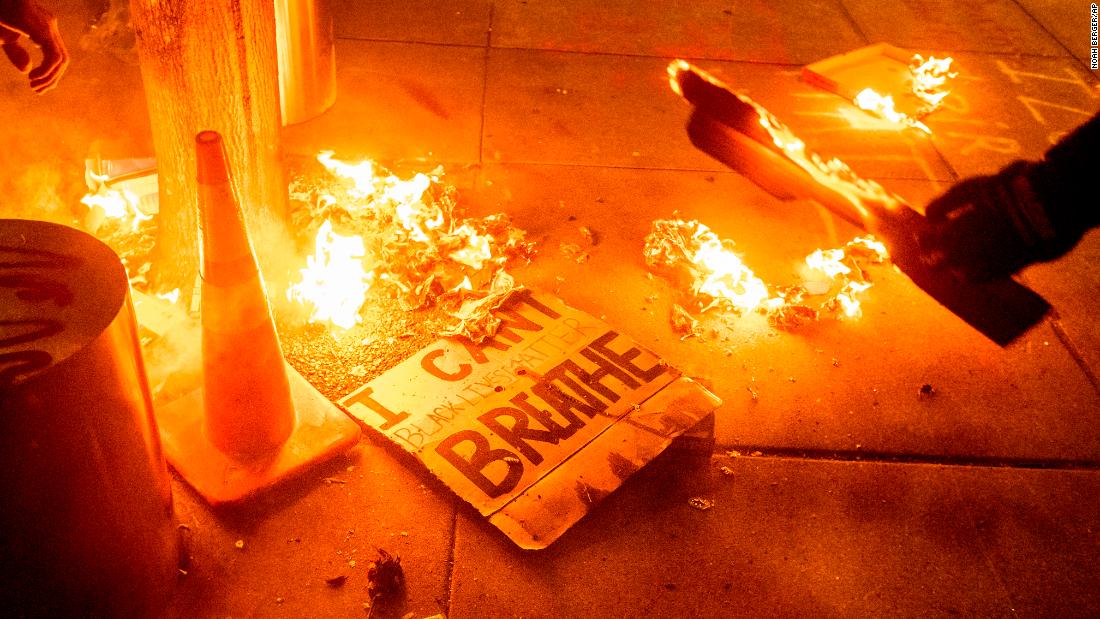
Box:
[669, 60, 1049, 346]
[801, 43, 956, 133]
[340, 290, 721, 549]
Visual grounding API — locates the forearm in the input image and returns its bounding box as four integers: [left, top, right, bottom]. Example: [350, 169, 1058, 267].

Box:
[1029, 112, 1100, 232]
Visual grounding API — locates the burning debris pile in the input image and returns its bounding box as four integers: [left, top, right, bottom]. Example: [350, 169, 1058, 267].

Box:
[76, 153, 535, 398]
[76, 151, 536, 341]
[79, 163, 163, 295]
[286, 152, 533, 339]
[643, 218, 888, 332]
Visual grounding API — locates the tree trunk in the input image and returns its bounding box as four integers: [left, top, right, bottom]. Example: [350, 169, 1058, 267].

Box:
[131, 0, 287, 292]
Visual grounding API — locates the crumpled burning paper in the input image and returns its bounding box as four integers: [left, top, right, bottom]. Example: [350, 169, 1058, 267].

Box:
[437, 271, 523, 343]
[643, 218, 888, 330]
[287, 153, 534, 336]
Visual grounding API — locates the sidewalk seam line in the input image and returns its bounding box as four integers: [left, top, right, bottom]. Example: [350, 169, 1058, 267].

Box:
[714, 447, 1100, 470]
[477, 3, 494, 167]
[1008, 0, 1097, 75]
[442, 508, 458, 616]
[834, 0, 871, 44]
[1047, 316, 1100, 395]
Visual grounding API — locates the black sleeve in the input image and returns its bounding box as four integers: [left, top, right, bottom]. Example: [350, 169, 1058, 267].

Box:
[1029, 112, 1100, 232]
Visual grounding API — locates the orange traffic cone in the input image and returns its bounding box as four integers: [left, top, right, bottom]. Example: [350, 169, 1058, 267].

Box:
[196, 131, 295, 458]
[152, 131, 360, 504]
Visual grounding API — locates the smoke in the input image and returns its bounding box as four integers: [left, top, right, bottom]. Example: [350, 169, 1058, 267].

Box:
[2, 163, 83, 226]
[136, 297, 202, 404]
[245, 206, 304, 318]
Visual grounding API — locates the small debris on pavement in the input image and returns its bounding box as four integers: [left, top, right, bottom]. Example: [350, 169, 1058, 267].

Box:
[579, 226, 598, 245]
[768, 301, 818, 330]
[670, 304, 700, 339]
[234, 539, 245, 550]
[919, 383, 936, 398]
[325, 575, 348, 588]
[366, 549, 404, 619]
[688, 497, 714, 510]
[559, 242, 589, 263]
[719, 466, 735, 476]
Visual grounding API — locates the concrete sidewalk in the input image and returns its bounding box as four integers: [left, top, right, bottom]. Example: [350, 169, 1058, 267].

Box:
[3, 0, 1100, 617]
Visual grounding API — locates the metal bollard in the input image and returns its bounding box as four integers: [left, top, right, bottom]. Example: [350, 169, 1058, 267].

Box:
[276, 0, 337, 125]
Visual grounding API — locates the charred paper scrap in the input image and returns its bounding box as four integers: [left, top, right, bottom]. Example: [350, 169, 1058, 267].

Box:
[438, 271, 522, 344]
[340, 289, 722, 549]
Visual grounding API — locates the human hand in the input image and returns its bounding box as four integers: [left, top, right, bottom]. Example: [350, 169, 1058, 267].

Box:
[921, 161, 1080, 282]
[0, 0, 68, 93]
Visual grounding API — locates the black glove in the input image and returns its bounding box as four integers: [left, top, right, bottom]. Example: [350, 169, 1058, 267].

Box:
[921, 160, 1086, 282]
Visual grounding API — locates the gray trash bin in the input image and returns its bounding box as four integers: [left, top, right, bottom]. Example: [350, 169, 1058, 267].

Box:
[0, 219, 179, 617]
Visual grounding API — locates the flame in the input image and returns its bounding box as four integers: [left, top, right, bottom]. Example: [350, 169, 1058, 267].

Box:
[287, 152, 532, 336]
[315, 151, 445, 243]
[805, 248, 852, 279]
[394, 190, 442, 243]
[667, 61, 908, 221]
[909, 54, 957, 110]
[155, 288, 181, 305]
[448, 224, 493, 270]
[452, 276, 474, 292]
[667, 59, 690, 96]
[835, 281, 872, 318]
[853, 87, 932, 134]
[851, 54, 955, 133]
[802, 236, 887, 318]
[287, 220, 373, 330]
[80, 176, 152, 232]
[315, 151, 380, 199]
[753, 106, 899, 221]
[846, 235, 889, 261]
[688, 225, 773, 313]
[645, 219, 888, 325]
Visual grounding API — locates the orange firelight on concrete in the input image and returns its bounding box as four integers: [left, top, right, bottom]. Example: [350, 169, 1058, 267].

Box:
[152, 132, 360, 505]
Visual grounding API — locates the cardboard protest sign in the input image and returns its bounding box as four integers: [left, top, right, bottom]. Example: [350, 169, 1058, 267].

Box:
[340, 290, 721, 549]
